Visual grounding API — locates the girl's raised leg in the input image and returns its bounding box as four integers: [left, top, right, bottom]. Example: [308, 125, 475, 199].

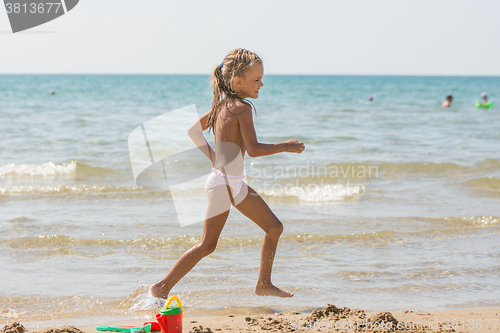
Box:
[150, 187, 230, 299]
[234, 184, 294, 298]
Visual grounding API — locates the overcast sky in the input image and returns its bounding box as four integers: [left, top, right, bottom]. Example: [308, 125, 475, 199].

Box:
[1, 0, 499, 75]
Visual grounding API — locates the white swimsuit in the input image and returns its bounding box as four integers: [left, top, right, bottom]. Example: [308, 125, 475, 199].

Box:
[205, 168, 245, 197]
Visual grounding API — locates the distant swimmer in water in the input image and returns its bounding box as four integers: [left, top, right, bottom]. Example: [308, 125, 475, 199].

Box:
[50, 90, 55, 95]
[481, 92, 489, 105]
[476, 92, 493, 108]
[441, 95, 452, 108]
[368, 96, 373, 102]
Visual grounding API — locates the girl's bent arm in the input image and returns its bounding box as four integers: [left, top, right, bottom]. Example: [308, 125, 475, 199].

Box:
[239, 105, 304, 157]
[187, 111, 216, 165]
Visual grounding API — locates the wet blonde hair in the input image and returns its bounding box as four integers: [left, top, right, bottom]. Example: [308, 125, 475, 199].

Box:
[208, 48, 262, 133]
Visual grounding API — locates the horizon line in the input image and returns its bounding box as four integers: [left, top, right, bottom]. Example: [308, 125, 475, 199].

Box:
[1, 73, 500, 77]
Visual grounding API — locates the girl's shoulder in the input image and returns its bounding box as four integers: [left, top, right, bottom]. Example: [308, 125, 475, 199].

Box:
[226, 98, 252, 116]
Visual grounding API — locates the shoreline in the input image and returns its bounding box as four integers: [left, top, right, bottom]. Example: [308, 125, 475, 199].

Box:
[3, 305, 499, 333]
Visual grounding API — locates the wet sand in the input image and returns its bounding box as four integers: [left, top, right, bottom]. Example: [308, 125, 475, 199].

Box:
[3, 304, 499, 333]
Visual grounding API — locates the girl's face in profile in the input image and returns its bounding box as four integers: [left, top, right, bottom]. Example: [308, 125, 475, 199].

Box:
[233, 63, 264, 99]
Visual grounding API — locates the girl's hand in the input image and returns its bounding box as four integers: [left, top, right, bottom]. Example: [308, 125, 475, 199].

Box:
[285, 140, 305, 153]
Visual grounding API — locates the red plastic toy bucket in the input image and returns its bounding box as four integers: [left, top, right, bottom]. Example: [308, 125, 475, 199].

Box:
[155, 296, 182, 333]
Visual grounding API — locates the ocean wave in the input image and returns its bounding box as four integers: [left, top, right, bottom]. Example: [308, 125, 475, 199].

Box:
[0, 295, 124, 323]
[377, 161, 470, 177]
[477, 158, 500, 169]
[0, 184, 147, 195]
[374, 159, 500, 177]
[5, 220, 497, 251]
[0, 235, 251, 251]
[7, 217, 36, 223]
[249, 162, 378, 180]
[0, 231, 440, 253]
[0, 161, 77, 177]
[437, 215, 500, 225]
[259, 184, 364, 202]
[0, 216, 500, 253]
[460, 176, 500, 197]
[0, 160, 115, 178]
[249, 158, 500, 182]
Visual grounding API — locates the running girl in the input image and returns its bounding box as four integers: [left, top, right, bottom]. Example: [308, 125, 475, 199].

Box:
[150, 48, 305, 299]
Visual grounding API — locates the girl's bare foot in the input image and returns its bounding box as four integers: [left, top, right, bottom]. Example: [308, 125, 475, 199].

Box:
[254, 282, 294, 298]
[150, 282, 169, 299]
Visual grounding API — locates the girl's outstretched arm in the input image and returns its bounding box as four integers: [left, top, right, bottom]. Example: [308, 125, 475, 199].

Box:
[239, 104, 305, 157]
[187, 111, 216, 165]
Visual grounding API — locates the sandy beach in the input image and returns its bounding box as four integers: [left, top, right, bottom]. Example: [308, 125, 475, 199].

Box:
[3, 304, 499, 333]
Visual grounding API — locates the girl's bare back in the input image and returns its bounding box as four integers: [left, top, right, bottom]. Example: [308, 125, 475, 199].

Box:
[212, 101, 251, 175]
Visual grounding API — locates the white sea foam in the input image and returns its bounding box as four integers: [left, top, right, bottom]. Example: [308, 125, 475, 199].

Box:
[261, 183, 364, 202]
[0, 184, 143, 195]
[0, 161, 77, 177]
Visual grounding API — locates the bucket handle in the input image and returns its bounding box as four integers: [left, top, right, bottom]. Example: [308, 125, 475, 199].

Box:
[164, 296, 183, 312]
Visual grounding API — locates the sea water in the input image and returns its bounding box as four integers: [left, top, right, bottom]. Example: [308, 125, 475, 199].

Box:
[1, 75, 499, 327]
